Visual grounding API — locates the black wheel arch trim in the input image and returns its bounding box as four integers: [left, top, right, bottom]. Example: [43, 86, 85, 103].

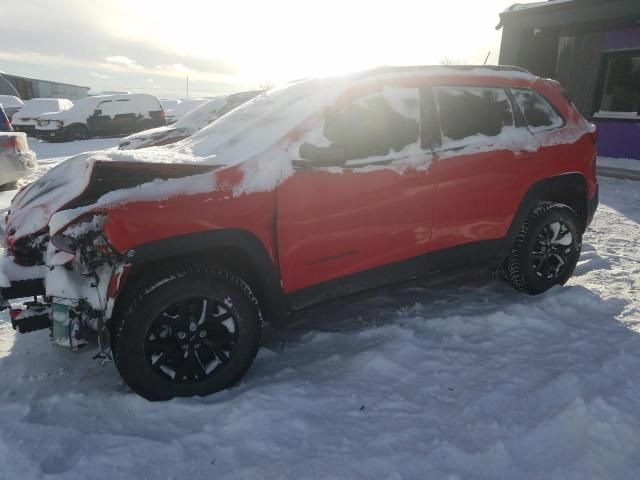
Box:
[65, 122, 92, 136]
[499, 172, 590, 258]
[125, 228, 291, 328]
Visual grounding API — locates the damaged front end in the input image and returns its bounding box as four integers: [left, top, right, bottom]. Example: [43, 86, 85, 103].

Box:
[5, 211, 130, 355]
[3, 159, 218, 353]
[45, 213, 130, 352]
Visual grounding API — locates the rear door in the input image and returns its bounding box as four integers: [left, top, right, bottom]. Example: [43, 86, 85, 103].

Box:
[429, 85, 542, 266]
[276, 82, 439, 297]
[107, 98, 139, 134]
[87, 100, 113, 135]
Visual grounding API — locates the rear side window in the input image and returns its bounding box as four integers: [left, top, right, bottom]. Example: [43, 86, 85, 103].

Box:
[434, 87, 514, 146]
[300, 86, 420, 163]
[512, 89, 564, 132]
[99, 98, 136, 117]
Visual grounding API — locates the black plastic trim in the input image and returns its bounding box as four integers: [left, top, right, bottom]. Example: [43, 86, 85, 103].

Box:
[498, 173, 589, 257]
[286, 240, 503, 311]
[127, 229, 290, 327]
[0, 278, 45, 301]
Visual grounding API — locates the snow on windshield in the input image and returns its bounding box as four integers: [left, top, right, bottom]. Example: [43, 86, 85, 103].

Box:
[173, 97, 224, 131]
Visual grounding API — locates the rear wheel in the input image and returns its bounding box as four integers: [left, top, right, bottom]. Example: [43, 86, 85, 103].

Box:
[504, 202, 581, 294]
[65, 124, 90, 141]
[111, 265, 262, 401]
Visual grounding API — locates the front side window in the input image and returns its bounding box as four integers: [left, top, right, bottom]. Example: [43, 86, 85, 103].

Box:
[597, 51, 640, 118]
[512, 88, 564, 132]
[434, 87, 514, 146]
[299, 86, 420, 165]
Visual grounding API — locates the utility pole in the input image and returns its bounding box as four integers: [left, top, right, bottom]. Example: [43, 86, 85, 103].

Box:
[186, 76, 189, 99]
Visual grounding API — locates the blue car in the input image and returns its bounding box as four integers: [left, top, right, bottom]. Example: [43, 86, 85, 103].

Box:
[0, 104, 13, 132]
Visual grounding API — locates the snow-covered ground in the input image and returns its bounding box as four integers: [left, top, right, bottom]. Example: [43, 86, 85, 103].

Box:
[1, 140, 639, 479]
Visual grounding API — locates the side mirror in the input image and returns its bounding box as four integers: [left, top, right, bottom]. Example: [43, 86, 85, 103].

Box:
[93, 109, 102, 115]
[298, 142, 348, 167]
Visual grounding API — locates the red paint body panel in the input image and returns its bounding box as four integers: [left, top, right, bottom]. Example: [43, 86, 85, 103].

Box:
[276, 164, 436, 293]
[103, 170, 279, 267]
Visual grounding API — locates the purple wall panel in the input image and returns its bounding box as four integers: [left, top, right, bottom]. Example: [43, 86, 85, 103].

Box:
[593, 120, 640, 159]
[603, 28, 640, 51]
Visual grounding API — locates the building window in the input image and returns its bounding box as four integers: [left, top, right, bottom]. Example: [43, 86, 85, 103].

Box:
[596, 50, 640, 119]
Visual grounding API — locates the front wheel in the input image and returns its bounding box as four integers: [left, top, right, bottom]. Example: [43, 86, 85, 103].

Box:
[504, 202, 582, 295]
[111, 265, 262, 401]
[65, 124, 91, 141]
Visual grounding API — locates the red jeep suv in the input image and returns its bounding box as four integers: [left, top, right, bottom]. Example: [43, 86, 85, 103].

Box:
[2, 66, 598, 400]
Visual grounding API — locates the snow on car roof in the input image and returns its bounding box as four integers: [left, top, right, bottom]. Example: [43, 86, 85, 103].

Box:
[16, 98, 73, 116]
[0, 95, 24, 108]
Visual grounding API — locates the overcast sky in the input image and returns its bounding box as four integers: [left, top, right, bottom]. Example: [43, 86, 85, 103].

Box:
[2, 0, 536, 98]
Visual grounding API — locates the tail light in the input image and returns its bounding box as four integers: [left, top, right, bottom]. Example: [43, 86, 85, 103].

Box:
[0, 136, 19, 150]
[160, 111, 165, 119]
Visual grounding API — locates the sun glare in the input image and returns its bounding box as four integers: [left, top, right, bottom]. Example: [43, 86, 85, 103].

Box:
[114, 0, 506, 89]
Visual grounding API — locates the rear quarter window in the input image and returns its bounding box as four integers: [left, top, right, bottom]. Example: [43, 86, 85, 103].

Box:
[512, 88, 564, 132]
[434, 86, 515, 147]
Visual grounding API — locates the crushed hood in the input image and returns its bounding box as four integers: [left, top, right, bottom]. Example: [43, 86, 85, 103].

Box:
[6, 149, 218, 242]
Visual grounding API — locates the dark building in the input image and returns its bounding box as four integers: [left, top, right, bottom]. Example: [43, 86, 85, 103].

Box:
[497, 0, 640, 161]
[0, 73, 89, 101]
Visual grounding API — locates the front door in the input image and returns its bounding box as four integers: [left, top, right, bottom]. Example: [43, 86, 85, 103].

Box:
[276, 83, 438, 298]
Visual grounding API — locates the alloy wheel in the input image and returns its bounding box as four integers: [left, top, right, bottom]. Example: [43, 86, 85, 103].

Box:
[144, 297, 238, 383]
[531, 220, 574, 280]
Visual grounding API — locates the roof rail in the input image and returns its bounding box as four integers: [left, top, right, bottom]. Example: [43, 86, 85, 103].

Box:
[359, 64, 532, 78]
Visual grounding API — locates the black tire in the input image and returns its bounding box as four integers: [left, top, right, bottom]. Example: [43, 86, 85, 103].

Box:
[65, 124, 91, 141]
[504, 202, 582, 295]
[111, 265, 262, 401]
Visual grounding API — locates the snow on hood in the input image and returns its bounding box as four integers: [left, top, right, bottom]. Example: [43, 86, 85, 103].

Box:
[7, 148, 201, 240]
[119, 125, 175, 146]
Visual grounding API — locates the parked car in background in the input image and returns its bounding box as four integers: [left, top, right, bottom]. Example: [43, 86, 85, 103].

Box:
[160, 99, 180, 112]
[119, 90, 263, 150]
[0, 105, 13, 132]
[164, 99, 208, 124]
[35, 93, 165, 142]
[11, 98, 73, 136]
[1, 66, 598, 400]
[0, 131, 36, 186]
[0, 95, 25, 119]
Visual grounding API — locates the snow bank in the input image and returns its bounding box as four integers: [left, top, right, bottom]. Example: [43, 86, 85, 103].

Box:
[598, 156, 640, 173]
[2, 141, 640, 478]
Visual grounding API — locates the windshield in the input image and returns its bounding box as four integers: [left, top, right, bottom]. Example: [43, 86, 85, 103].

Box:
[173, 97, 225, 131]
[173, 77, 349, 164]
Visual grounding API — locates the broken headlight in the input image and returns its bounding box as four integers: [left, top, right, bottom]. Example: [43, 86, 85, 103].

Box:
[50, 214, 119, 270]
